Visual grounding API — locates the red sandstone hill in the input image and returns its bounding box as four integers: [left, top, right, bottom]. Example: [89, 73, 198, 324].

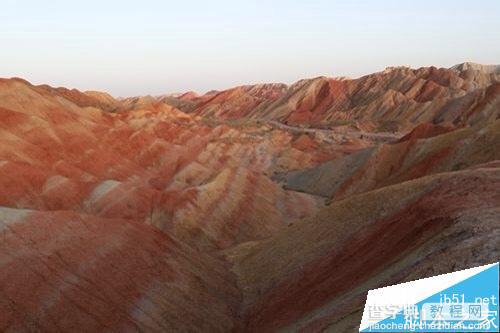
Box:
[281, 120, 500, 199]
[160, 63, 499, 133]
[193, 83, 288, 119]
[0, 63, 498, 332]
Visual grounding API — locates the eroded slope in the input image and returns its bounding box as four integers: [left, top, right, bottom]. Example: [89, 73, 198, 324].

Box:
[0, 63, 498, 333]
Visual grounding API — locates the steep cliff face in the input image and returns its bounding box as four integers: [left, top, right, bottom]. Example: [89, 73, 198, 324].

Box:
[0, 63, 498, 332]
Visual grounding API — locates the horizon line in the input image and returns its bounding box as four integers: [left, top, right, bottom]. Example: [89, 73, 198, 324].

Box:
[4, 61, 497, 99]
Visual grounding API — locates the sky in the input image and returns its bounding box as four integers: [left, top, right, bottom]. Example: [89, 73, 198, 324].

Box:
[1, 0, 499, 97]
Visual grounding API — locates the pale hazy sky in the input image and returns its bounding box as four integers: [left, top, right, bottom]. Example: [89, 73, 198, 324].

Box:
[1, 0, 499, 96]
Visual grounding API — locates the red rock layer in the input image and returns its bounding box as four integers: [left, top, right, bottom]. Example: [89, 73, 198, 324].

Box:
[0, 79, 336, 251]
[165, 64, 499, 132]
